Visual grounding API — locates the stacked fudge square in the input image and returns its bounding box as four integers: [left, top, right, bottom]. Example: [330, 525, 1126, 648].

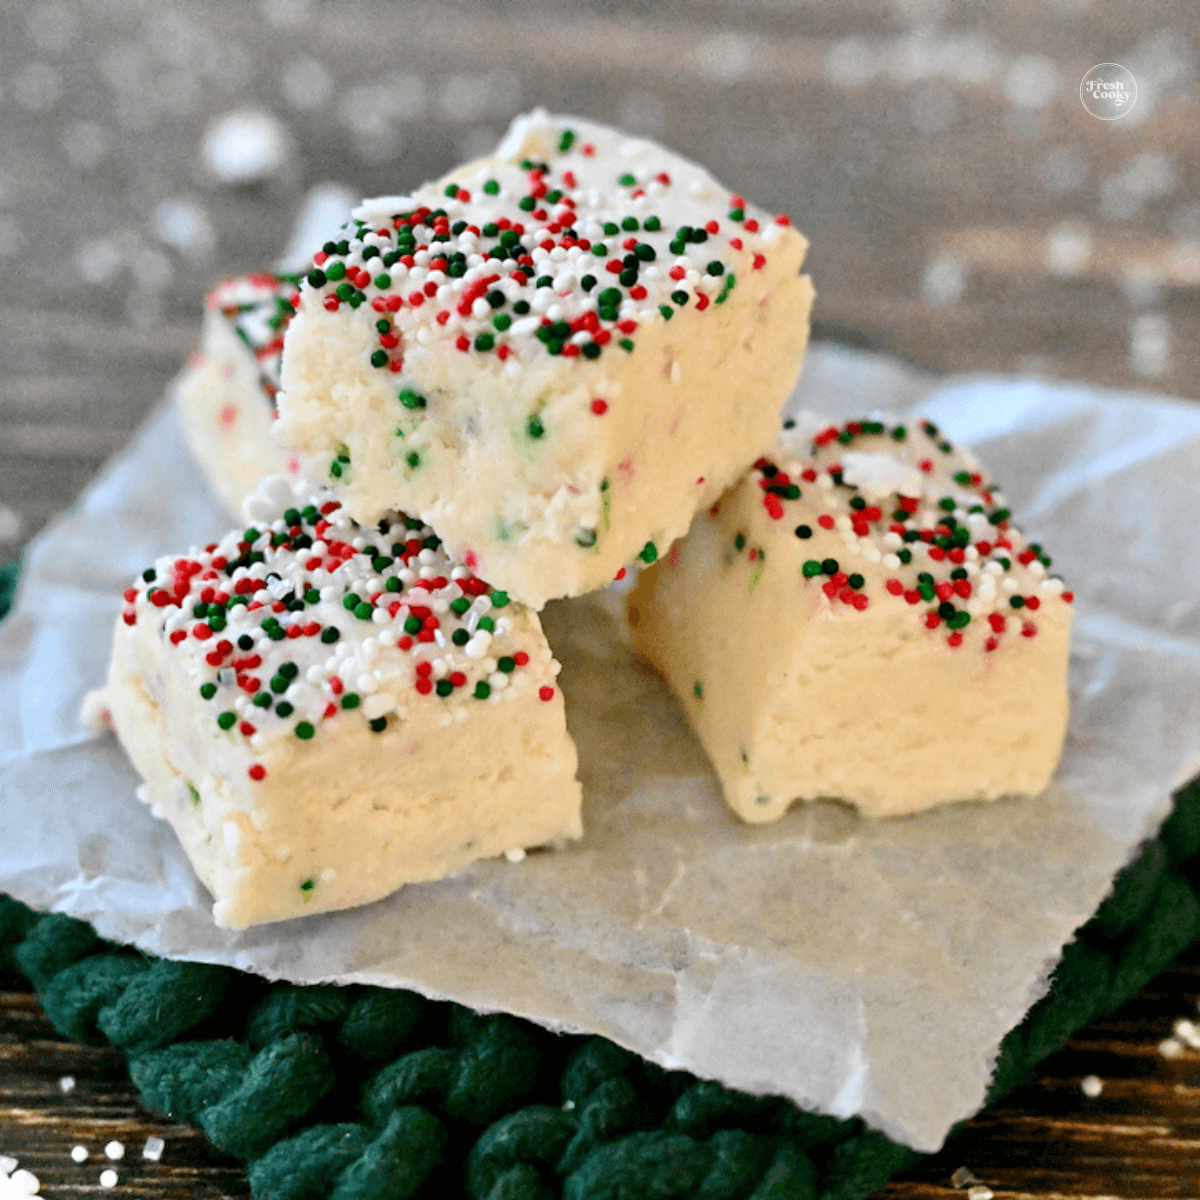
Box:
[105, 110, 1072, 929]
[103, 110, 817, 927]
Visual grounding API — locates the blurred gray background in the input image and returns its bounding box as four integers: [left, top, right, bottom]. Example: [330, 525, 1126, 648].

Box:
[1, 0, 1197, 552]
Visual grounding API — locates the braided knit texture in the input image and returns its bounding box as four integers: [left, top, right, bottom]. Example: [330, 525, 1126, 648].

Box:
[3, 560, 1200, 1199]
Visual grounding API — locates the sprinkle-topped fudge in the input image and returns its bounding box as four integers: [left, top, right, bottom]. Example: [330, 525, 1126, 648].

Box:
[628, 417, 1074, 821]
[176, 273, 311, 517]
[276, 109, 814, 608]
[101, 497, 581, 928]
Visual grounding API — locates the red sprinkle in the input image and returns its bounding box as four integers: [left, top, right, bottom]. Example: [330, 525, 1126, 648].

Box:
[539, 686, 555, 701]
[248, 764, 266, 781]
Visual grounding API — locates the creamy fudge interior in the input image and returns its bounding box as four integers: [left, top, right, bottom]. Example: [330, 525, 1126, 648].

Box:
[101, 498, 581, 928]
[629, 416, 1074, 821]
[176, 273, 313, 518]
[276, 108, 814, 608]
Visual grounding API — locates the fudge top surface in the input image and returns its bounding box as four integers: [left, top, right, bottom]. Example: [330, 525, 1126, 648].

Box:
[118, 498, 557, 781]
[704, 415, 1074, 652]
[288, 108, 805, 382]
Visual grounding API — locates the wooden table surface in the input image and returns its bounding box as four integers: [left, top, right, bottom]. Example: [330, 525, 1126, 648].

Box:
[2, 0, 1198, 1195]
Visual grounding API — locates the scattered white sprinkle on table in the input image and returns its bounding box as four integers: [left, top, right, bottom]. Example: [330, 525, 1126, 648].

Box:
[950, 1166, 980, 1188]
[0, 1157, 18, 1176]
[58, 1075, 75, 1093]
[103, 1141, 124, 1161]
[1174, 1017, 1200, 1048]
[70, 1145, 88, 1163]
[6, 1166, 41, 1196]
[966, 1186, 994, 1200]
[1081, 1074, 1103, 1097]
[99, 1168, 118, 1188]
[1159, 1036, 1185, 1059]
[142, 1136, 165, 1162]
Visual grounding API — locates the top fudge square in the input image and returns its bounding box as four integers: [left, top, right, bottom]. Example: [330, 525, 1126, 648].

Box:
[276, 110, 814, 608]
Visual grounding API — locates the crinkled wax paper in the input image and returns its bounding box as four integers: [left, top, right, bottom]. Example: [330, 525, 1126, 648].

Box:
[2, 344, 1200, 1151]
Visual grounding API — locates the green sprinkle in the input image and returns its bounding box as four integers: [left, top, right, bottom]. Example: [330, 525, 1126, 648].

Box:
[436, 679, 453, 697]
[498, 656, 515, 673]
[399, 387, 426, 410]
[729, 207, 744, 221]
[493, 313, 512, 331]
[706, 260, 725, 276]
[715, 273, 737, 305]
[576, 528, 597, 548]
[638, 541, 658, 564]
[478, 616, 495, 633]
[307, 269, 327, 288]
[671, 290, 689, 306]
[621, 216, 639, 232]
[301, 878, 315, 892]
[474, 681, 491, 700]
[619, 338, 635, 352]
[253, 692, 272, 709]
[404, 616, 422, 635]
[618, 173, 636, 186]
[325, 261, 345, 281]
[821, 558, 839, 575]
[369, 717, 387, 732]
[918, 581, 936, 602]
[341, 693, 361, 709]
[373, 274, 391, 289]
[803, 560, 823, 578]
[527, 416, 545, 439]
[848, 573, 865, 589]
[644, 216, 661, 231]
[939, 497, 956, 512]
[694, 681, 703, 699]
[483, 179, 500, 195]
[452, 628, 469, 646]
[321, 627, 340, 644]
[1010, 595, 1026, 609]
[474, 333, 495, 352]
[406, 451, 421, 469]
[518, 196, 536, 212]
[490, 590, 510, 607]
[199, 682, 217, 700]
[276, 701, 294, 717]
[270, 675, 289, 694]
[450, 597, 470, 614]
[947, 611, 971, 629]
[371, 350, 388, 368]
[660, 305, 674, 320]
[217, 711, 236, 731]
[354, 602, 372, 620]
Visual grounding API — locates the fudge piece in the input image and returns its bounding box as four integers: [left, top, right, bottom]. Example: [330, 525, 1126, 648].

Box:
[176, 273, 312, 517]
[276, 109, 814, 608]
[628, 416, 1074, 821]
[102, 497, 581, 929]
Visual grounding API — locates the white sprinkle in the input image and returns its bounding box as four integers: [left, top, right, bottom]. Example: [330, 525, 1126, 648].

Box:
[8, 1167, 39, 1195]
[1174, 1018, 1200, 1048]
[1159, 1036, 1184, 1059]
[966, 1187, 993, 1200]
[100, 1169, 119, 1188]
[504, 847, 526, 863]
[0, 1156, 17, 1176]
[58, 1075, 75, 1093]
[71, 1145, 89, 1163]
[1080, 1074, 1103, 1097]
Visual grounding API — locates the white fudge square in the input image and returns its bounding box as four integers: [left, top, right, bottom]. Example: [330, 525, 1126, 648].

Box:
[276, 109, 814, 608]
[628, 416, 1074, 821]
[176, 273, 312, 518]
[101, 498, 581, 929]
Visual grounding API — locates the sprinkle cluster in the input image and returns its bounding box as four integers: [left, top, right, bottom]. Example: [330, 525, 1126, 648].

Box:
[298, 120, 791, 388]
[206, 273, 302, 411]
[738, 418, 1072, 650]
[122, 500, 556, 782]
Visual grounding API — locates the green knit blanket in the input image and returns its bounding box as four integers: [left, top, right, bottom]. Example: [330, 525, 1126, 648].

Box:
[3, 555, 1199, 1200]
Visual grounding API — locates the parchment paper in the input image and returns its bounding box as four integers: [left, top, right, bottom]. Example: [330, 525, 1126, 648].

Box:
[2, 344, 1200, 1152]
